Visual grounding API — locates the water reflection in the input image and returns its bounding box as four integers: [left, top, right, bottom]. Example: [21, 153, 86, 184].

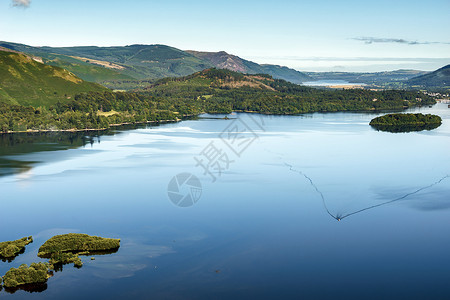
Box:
[0, 121, 193, 178]
[49, 249, 120, 272]
[4, 282, 48, 294]
[370, 123, 441, 133]
[0, 132, 99, 177]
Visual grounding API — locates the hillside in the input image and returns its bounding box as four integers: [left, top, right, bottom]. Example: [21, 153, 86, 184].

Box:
[186, 50, 311, 83]
[0, 42, 212, 82]
[407, 65, 450, 88]
[0, 50, 107, 107]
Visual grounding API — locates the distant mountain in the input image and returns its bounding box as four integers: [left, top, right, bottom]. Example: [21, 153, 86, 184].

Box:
[0, 50, 106, 107]
[186, 50, 311, 84]
[407, 65, 450, 88]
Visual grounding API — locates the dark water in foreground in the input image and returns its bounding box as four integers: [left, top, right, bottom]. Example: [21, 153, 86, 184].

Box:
[1, 104, 450, 299]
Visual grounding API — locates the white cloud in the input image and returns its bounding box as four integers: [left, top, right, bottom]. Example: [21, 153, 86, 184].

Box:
[12, 0, 31, 8]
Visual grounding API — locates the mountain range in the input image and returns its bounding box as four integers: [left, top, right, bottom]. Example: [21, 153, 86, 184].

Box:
[0, 41, 311, 85]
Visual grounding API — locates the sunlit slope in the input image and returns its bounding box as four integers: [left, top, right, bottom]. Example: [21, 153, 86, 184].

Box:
[0, 50, 108, 107]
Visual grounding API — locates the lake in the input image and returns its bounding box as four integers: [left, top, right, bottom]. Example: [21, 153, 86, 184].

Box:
[1, 103, 450, 299]
[302, 80, 366, 87]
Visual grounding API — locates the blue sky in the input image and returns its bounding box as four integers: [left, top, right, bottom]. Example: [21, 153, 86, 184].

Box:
[2, 0, 449, 71]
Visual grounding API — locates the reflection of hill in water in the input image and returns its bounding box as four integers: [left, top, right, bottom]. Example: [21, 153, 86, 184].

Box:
[0, 123, 177, 178]
[0, 131, 107, 178]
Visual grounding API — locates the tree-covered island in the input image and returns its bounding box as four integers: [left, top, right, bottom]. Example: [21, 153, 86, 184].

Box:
[369, 113, 442, 132]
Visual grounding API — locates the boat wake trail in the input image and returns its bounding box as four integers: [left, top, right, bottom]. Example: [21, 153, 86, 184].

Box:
[284, 162, 339, 220]
[336, 175, 450, 220]
[269, 150, 450, 221]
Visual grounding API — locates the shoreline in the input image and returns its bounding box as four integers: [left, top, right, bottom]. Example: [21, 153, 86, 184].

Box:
[0, 118, 182, 134]
[0, 104, 436, 134]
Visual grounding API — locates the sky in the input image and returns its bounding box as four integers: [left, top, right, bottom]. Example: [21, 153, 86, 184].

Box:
[1, 0, 450, 72]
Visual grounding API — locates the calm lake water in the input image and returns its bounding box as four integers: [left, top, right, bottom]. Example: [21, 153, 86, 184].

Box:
[302, 80, 366, 86]
[1, 104, 450, 299]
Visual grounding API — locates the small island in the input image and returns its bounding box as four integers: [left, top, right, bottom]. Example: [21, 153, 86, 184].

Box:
[38, 233, 120, 270]
[0, 237, 33, 261]
[370, 113, 442, 133]
[2, 263, 50, 289]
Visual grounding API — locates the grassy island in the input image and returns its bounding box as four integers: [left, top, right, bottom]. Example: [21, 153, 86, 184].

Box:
[38, 233, 120, 257]
[0, 237, 33, 261]
[38, 233, 120, 270]
[370, 113, 442, 132]
[2, 263, 50, 288]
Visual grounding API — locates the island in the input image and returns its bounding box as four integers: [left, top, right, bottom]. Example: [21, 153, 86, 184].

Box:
[2, 263, 50, 289]
[1, 234, 120, 291]
[0, 237, 33, 261]
[369, 113, 442, 132]
[38, 233, 121, 270]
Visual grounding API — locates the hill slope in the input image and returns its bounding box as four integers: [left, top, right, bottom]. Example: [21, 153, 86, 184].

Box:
[186, 50, 311, 83]
[0, 50, 107, 107]
[0, 42, 212, 82]
[407, 65, 450, 88]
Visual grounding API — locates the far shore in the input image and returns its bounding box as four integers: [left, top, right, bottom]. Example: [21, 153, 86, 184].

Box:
[1, 102, 437, 135]
[0, 118, 181, 134]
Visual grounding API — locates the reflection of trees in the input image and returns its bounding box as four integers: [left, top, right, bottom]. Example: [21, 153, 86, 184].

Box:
[0, 130, 112, 178]
[0, 123, 165, 177]
[4, 282, 48, 294]
[370, 123, 441, 133]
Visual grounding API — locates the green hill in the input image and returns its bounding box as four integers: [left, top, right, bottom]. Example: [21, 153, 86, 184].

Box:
[0, 50, 107, 107]
[407, 65, 450, 88]
[137, 68, 434, 114]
